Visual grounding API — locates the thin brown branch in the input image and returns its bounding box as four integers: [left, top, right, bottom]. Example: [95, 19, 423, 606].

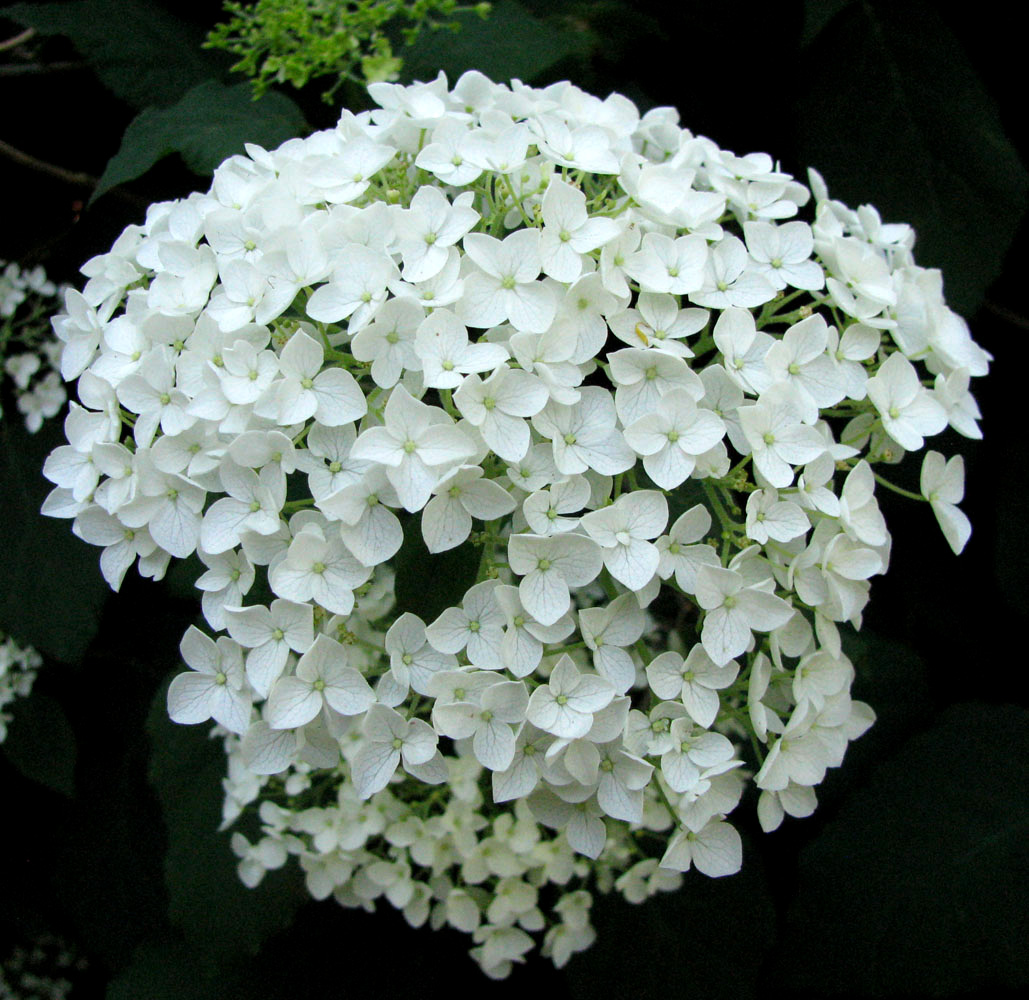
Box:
[0, 60, 87, 76]
[0, 27, 35, 52]
[983, 299, 1029, 331]
[0, 137, 99, 187]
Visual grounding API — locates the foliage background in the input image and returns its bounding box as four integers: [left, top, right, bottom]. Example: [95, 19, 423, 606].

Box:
[0, 1, 1026, 996]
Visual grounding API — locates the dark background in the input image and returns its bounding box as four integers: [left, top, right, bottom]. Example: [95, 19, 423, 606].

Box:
[1, 1, 1026, 996]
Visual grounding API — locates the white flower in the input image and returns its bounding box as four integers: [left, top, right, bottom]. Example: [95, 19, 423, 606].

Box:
[625, 232, 708, 295]
[432, 679, 529, 771]
[167, 627, 251, 734]
[578, 592, 646, 694]
[507, 532, 603, 626]
[739, 386, 825, 488]
[459, 230, 556, 333]
[695, 564, 793, 666]
[522, 475, 591, 537]
[538, 178, 621, 282]
[255, 330, 366, 427]
[623, 387, 726, 489]
[454, 367, 549, 463]
[525, 655, 615, 739]
[306, 244, 398, 327]
[660, 818, 742, 877]
[493, 584, 574, 679]
[607, 347, 703, 426]
[350, 384, 476, 511]
[532, 386, 634, 477]
[609, 292, 707, 356]
[200, 460, 285, 554]
[659, 718, 736, 793]
[223, 598, 314, 698]
[383, 612, 456, 697]
[745, 488, 809, 545]
[318, 466, 404, 568]
[35, 70, 989, 975]
[713, 307, 774, 395]
[268, 520, 370, 615]
[414, 309, 507, 389]
[690, 235, 776, 309]
[421, 465, 516, 552]
[352, 704, 441, 797]
[426, 580, 506, 668]
[865, 352, 947, 451]
[266, 633, 374, 728]
[395, 187, 479, 282]
[920, 451, 971, 554]
[656, 505, 720, 593]
[790, 521, 882, 622]
[743, 220, 823, 291]
[646, 646, 739, 728]
[579, 491, 668, 591]
[764, 314, 846, 423]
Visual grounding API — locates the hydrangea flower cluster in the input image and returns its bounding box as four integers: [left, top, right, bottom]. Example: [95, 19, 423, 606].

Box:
[0, 630, 42, 743]
[0, 934, 86, 1000]
[0, 261, 66, 433]
[41, 72, 986, 976]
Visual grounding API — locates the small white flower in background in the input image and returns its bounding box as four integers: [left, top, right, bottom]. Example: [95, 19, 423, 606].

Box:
[38, 71, 988, 977]
[0, 631, 43, 743]
[0, 260, 68, 432]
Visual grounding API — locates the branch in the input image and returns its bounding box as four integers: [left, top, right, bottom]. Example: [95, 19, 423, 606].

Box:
[0, 27, 35, 52]
[983, 298, 1029, 331]
[0, 61, 87, 76]
[0, 137, 99, 187]
[0, 138, 149, 210]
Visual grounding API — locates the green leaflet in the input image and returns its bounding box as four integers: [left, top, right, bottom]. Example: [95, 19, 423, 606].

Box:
[92, 81, 306, 201]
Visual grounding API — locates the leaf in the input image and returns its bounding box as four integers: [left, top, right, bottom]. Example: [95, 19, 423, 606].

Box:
[797, 1, 1029, 315]
[146, 680, 306, 959]
[1, 692, 76, 797]
[800, 0, 855, 46]
[401, 0, 586, 86]
[106, 939, 209, 1000]
[775, 702, 1029, 995]
[565, 834, 776, 999]
[0, 417, 108, 662]
[839, 629, 932, 771]
[392, 514, 480, 623]
[93, 81, 306, 201]
[5, 0, 222, 110]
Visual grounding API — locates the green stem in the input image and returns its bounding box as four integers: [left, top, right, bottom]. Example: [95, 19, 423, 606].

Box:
[544, 640, 589, 656]
[499, 172, 534, 229]
[702, 480, 738, 532]
[872, 471, 925, 502]
[439, 387, 460, 419]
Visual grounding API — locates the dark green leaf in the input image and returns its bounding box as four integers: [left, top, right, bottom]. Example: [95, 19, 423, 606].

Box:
[106, 939, 212, 1000]
[5, 1, 221, 109]
[93, 81, 306, 201]
[392, 514, 480, 623]
[2, 692, 76, 796]
[797, 1, 1029, 314]
[146, 680, 305, 958]
[0, 417, 107, 662]
[775, 702, 1029, 995]
[402, 0, 586, 86]
[565, 834, 776, 999]
[800, 0, 855, 46]
[839, 629, 932, 772]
